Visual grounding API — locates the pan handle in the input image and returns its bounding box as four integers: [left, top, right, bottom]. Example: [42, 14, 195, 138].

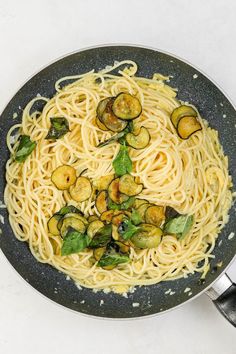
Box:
[206, 274, 236, 327]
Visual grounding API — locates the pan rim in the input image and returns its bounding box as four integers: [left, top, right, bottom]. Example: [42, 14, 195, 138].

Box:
[0, 43, 235, 320]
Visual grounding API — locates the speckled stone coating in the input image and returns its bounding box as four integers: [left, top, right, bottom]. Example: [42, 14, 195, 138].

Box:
[0, 46, 235, 318]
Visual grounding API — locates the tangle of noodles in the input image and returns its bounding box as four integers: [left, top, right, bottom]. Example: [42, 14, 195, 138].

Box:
[4, 60, 233, 293]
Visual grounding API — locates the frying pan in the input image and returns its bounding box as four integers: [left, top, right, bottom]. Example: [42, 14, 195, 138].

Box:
[0, 45, 236, 324]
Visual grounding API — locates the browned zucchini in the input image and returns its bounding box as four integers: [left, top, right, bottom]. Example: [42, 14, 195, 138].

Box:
[108, 178, 129, 204]
[115, 241, 130, 253]
[112, 224, 119, 240]
[93, 247, 106, 261]
[87, 220, 104, 239]
[58, 212, 88, 231]
[60, 216, 86, 238]
[93, 174, 114, 191]
[131, 223, 163, 249]
[112, 212, 130, 226]
[88, 215, 99, 223]
[171, 105, 197, 128]
[134, 198, 148, 209]
[177, 116, 202, 139]
[47, 214, 61, 236]
[100, 210, 115, 223]
[126, 126, 150, 149]
[95, 117, 109, 131]
[137, 203, 151, 222]
[95, 190, 108, 214]
[145, 205, 165, 226]
[112, 93, 142, 120]
[99, 98, 127, 132]
[69, 176, 92, 202]
[119, 174, 143, 196]
[51, 165, 76, 190]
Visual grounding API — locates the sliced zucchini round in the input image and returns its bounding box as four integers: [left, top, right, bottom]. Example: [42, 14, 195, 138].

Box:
[51, 165, 77, 190]
[93, 247, 106, 261]
[112, 93, 142, 120]
[145, 205, 165, 227]
[60, 217, 86, 238]
[115, 241, 130, 254]
[119, 174, 143, 196]
[87, 220, 104, 239]
[108, 178, 129, 204]
[112, 211, 131, 226]
[134, 198, 148, 209]
[47, 214, 62, 236]
[95, 190, 108, 214]
[69, 176, 92, 202]
[131, 223, 163, 249]
[88, 215, 99, 223]
[98, 97, 127, 132]
[171, 105, 197, 128]
[95, 117, 109, 131]
[112, 224, 119, 240]
[93, 174, 114, 191]
[126, 126, 150, 149]
[137, 203, 151, 222]
[100, 210, 115, 223]
[58, 212, 88, 230]
[177, 116, 202, 140]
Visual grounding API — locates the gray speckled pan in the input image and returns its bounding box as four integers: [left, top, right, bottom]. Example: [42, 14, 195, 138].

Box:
[0, 45, 236, 323]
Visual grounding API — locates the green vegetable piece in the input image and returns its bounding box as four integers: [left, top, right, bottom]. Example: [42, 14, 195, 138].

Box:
[108, 196, 135, 211]
[97, 131, 127, 147]
[118, 218, 140, 240]
[45, 117, 70, 140]
[15, 135, 36, 162]
[112, 144, 132, 176]
[98, 253, 130, 268]
[89, 224, 112, 248]
[164, 215, 194, 240]
[58, 205, 83, 216]
[61, 227, 90, 256]
[131, 208, 142, 225]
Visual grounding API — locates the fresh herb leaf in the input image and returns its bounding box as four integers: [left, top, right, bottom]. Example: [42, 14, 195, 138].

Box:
[97, 131, 126, 147]
[61, 227, 89, 256]
[58, 205, 82, 216]
[118, 218, 140, 240]
[164, 215, 194, 240]
[131, 208, 142, 225]
[45, 117, 70, 140]
[108, 196, 135, 211]
[89, 224, 112, 248]
[98, 252, 130, 267]
[112, 144, 132, 176]
[15, 135, 36, 162]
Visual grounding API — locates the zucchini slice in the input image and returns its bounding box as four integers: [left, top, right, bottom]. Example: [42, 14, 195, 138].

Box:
[60, 217, 86, 238]
[134, 198, 148, 209]
[51, 165, 76, 190]
[95, 190, 108, 214]
[69, 176, 92, 202]
[95, 117, 109, 131]
[171, 105, 197, 128]
[58, 212, 88, 230]
[102, 264, 117, 270]
[177, 116, 202, 140]
[131, 223, 163, 249]
[100, 98, 128, 132]
[96, 97, 111, 120]
[93, 174, 114, 191]
[112, 212, 130, 226]
[115, 241, 130, 254]
[145, 205, 165, 226]
[137, 203, 151, 222]
[108, 178, 129, 204]
[119, 174, 143, 196]
[93, 247, 106, 261]
[100, 210, 115, 223]
[112, 224, 119, 240]
[88, 215, 99, 223]
[126, 126, 150, 149]
[47, 214, 62, 236]
[87, 220, 104, 239]
[112, 93, 142, 120]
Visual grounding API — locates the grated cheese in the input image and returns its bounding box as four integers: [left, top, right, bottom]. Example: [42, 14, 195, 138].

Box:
[228, 232, 235, 240]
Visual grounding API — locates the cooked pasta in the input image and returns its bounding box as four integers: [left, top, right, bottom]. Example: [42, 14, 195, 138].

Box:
[4, 60, 232, 293]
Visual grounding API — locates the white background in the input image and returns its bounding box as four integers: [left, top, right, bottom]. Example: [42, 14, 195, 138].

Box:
[0, 0, 236, 353]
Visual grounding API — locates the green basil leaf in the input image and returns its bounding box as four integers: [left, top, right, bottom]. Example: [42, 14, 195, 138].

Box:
[164, 215, 194, 240]
[131, 208, 142, 225]
[89, 224, 112, 248]
[97, 131, 126, 147]
[61, 228, 89, 256]
[45, 117, 70, 140]
[98, 253, 130, 267]
[58, 205, 83, 216]
[15, 135, 36, 162]
[112, 144, 132, 176]
[118, 218, 140, 240]
[107, 196, 135, 211]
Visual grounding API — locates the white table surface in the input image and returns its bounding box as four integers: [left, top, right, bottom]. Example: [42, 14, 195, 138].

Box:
[0, 0, 236, 352]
